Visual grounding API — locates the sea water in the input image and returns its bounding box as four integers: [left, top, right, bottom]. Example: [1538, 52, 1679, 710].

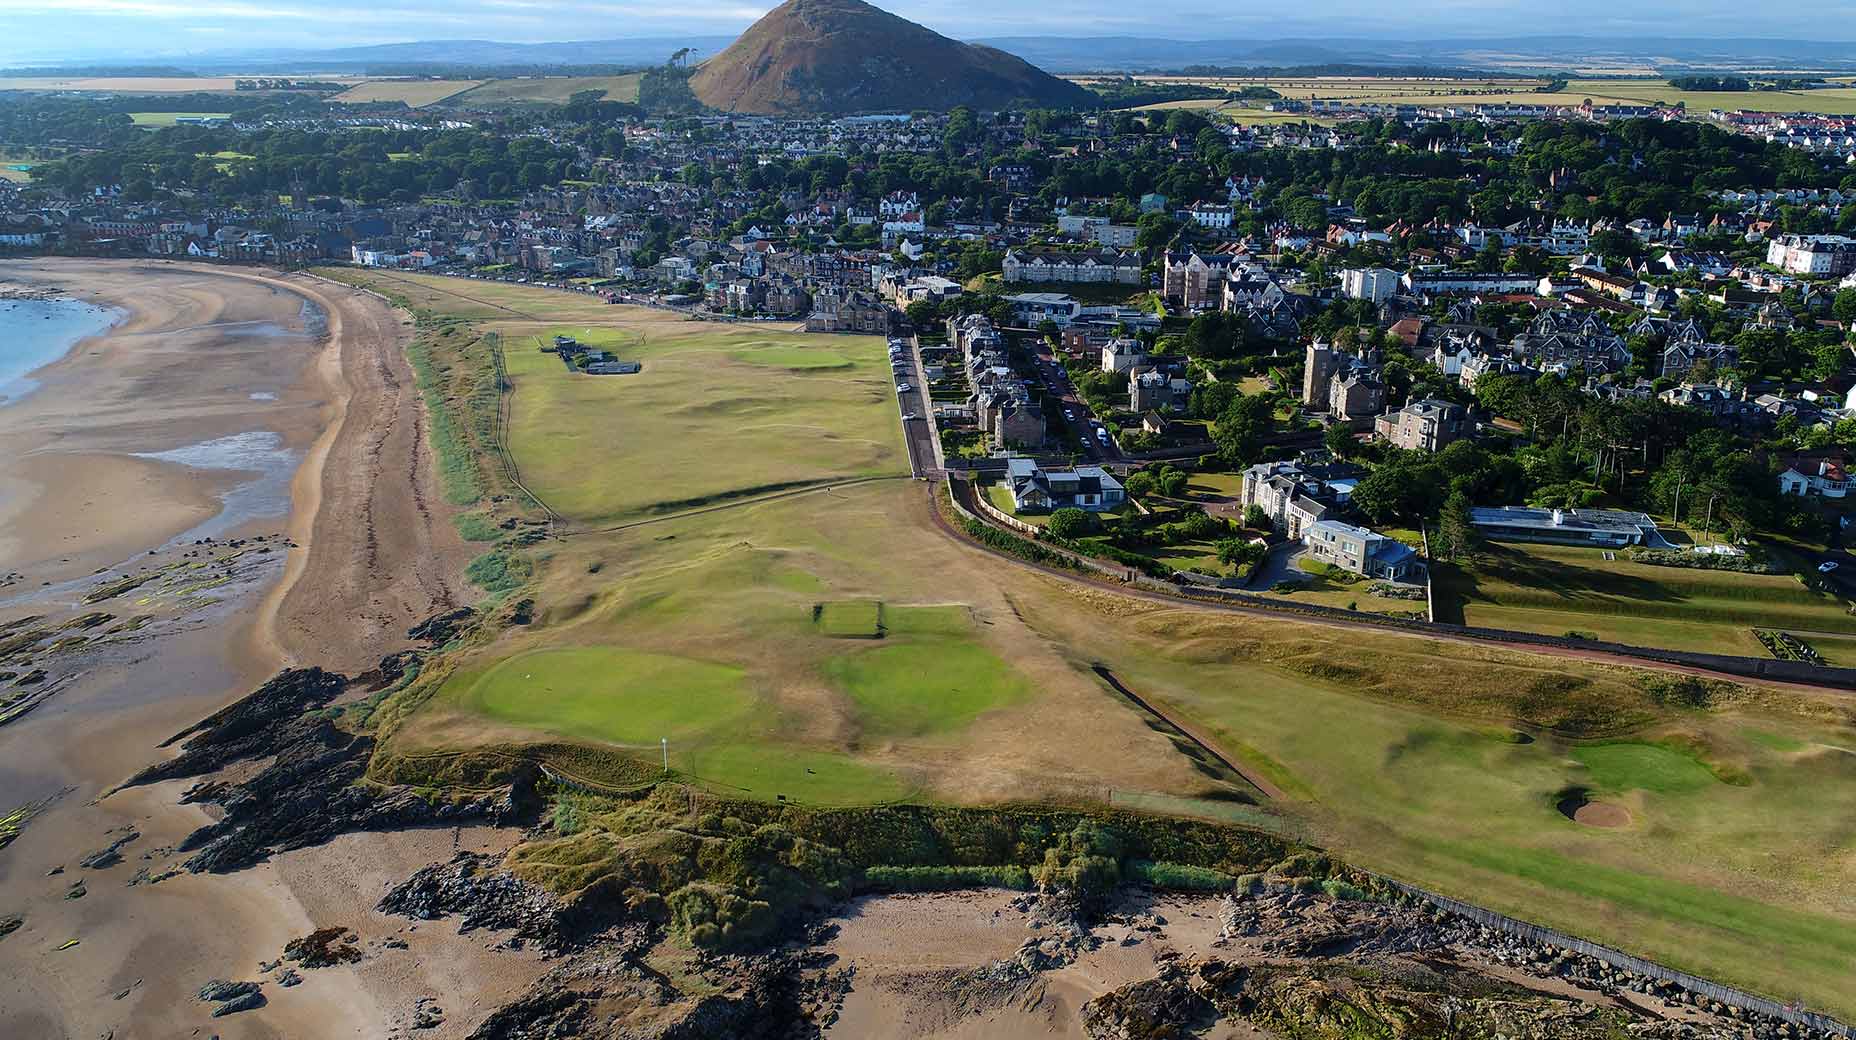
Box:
[135, 431, 297, 542]
[0, 298, 120, 404]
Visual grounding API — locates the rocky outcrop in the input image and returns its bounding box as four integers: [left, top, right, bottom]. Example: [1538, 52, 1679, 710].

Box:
[120, 666, 532, 874]
[378, 852, 566, 948]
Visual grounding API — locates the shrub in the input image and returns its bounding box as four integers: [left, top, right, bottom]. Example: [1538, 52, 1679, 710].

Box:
[666, 881, 777, 950]
[1321, 877, 1368, 902]
[861, 864, 1034, 892]
[1047, 507, 1096, 539]
[1126, 860, 1234, 891]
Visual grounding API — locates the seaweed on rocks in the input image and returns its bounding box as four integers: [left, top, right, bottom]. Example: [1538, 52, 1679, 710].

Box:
[120, 668, 349, 788]
[408, 608, 475, 646]
[118, 667, 537, 874]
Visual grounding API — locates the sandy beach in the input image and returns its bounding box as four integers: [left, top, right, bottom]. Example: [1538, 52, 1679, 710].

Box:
[0, 260, 485, 1038]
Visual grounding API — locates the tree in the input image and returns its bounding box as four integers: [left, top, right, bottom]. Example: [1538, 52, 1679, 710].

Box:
[1047, 507, 1095, 539]
[1242, 503, 1271, 530]
[1433, 491, 1479, 562]
[1213, 394, 1275, 466]
[1216, 537, 1266, 576]
[1122, 471, 1155, 499]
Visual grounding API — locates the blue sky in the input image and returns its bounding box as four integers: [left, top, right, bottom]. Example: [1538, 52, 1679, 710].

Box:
[0, 0, 1846, 62]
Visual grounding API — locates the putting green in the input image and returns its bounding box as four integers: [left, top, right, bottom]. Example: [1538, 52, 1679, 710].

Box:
[464, 647, 752, 746]
[822, 607, 1031, 737]
[1572, 742, 1719, 795]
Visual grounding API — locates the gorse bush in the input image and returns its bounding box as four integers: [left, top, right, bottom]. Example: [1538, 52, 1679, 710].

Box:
[1127, 860, 1235, 891]
[861, 864, 1034, 892]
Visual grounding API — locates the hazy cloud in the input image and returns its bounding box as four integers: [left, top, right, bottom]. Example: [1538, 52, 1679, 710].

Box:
[2, 0, 1849, 63]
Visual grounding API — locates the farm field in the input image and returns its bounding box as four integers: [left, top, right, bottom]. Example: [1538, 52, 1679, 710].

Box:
[444, 74, 643, 107]
[335, 269, 1856, 1022]
[1431, 541, 1856, 655]
[127, 112, 230, 127]
[1086, 74, 1856, 117]
[1015, 585, 1856, 1021]
[330, 79, 482, 107]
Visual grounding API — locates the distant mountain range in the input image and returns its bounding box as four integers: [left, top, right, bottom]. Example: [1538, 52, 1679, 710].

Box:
[18, 31, 1856, 76]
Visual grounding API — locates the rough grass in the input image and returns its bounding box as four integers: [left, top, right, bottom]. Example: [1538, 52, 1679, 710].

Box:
[444, 74, 642, 107]
[330, 79, 481, 107]
[1014, 580, 1856, 1021]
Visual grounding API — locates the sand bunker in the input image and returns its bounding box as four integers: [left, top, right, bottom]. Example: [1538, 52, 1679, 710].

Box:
[1557, 790, 1631, 828]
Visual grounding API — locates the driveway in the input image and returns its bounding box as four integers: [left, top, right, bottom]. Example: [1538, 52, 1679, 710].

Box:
[1246, 541, 1307, 591]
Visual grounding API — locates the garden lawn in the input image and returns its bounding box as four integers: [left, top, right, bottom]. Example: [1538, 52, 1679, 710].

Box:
[1432, 541, 1856, 654]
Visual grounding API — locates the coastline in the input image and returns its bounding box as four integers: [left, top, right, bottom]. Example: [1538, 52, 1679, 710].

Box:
[0, 259, 478, 1038]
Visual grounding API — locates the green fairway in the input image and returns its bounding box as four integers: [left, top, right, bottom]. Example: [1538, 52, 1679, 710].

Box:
[129, 111, 229, 126]
[496, 322, 907, 523]
[1015, 587, 1856, 1020]
[822, 606, 1032, 737]
[1572, 742, 1722, 795]
[459, 647, 753, 746]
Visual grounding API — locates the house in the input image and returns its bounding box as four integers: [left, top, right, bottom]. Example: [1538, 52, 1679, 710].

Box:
[1101, 337, 1146, 373]
[1374, 399, 1470, 453]
[1006, 292, 1083, 327]
[1005, 458, 1124, 513]
[1340, 267, 1399, 303]
[1239, 459, 1349, 538]
[1185, 202, 1234, 229]
[1469, 506, 1660, 547]
[1766, 233, 1856, 277]
[1303, 520, 1422, 581]
[1129, 367, 1192, 412]
[1003, 248, 1142, 286]
[1778, 452, 1850, 498]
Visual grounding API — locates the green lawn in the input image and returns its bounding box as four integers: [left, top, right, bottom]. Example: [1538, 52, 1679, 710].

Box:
[1432, 541, 1856, 654]
[821, 606, 1031, 737]
[985, 482, 1047, 526]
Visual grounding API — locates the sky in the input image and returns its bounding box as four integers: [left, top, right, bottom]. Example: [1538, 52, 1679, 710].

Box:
[1, 0, 1850, 62]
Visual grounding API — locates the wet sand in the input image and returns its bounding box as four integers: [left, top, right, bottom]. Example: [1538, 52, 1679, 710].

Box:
[0, 260, 483, 1039]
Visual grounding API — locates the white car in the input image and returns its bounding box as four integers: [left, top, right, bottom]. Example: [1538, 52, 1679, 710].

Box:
[901, 412, 919, 421]
[897, 383, 914, 394]
[1096, 428, 1110, 444]
[1819, 561, 1840, 573]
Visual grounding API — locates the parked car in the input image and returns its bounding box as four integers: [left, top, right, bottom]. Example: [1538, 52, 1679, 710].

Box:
[897, 383, 914, 394]
[1819, 561, 1840, 573]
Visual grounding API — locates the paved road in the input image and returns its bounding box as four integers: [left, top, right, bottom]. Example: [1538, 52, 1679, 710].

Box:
[889, 332, 939, 478]
[1034, 346, 1123, 463]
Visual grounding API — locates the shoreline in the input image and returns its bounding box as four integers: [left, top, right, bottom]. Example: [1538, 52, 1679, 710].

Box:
[0, 259, 474, 1038]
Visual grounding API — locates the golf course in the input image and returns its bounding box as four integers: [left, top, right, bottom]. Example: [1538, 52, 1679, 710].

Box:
[329, 270, 1856, 1021]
